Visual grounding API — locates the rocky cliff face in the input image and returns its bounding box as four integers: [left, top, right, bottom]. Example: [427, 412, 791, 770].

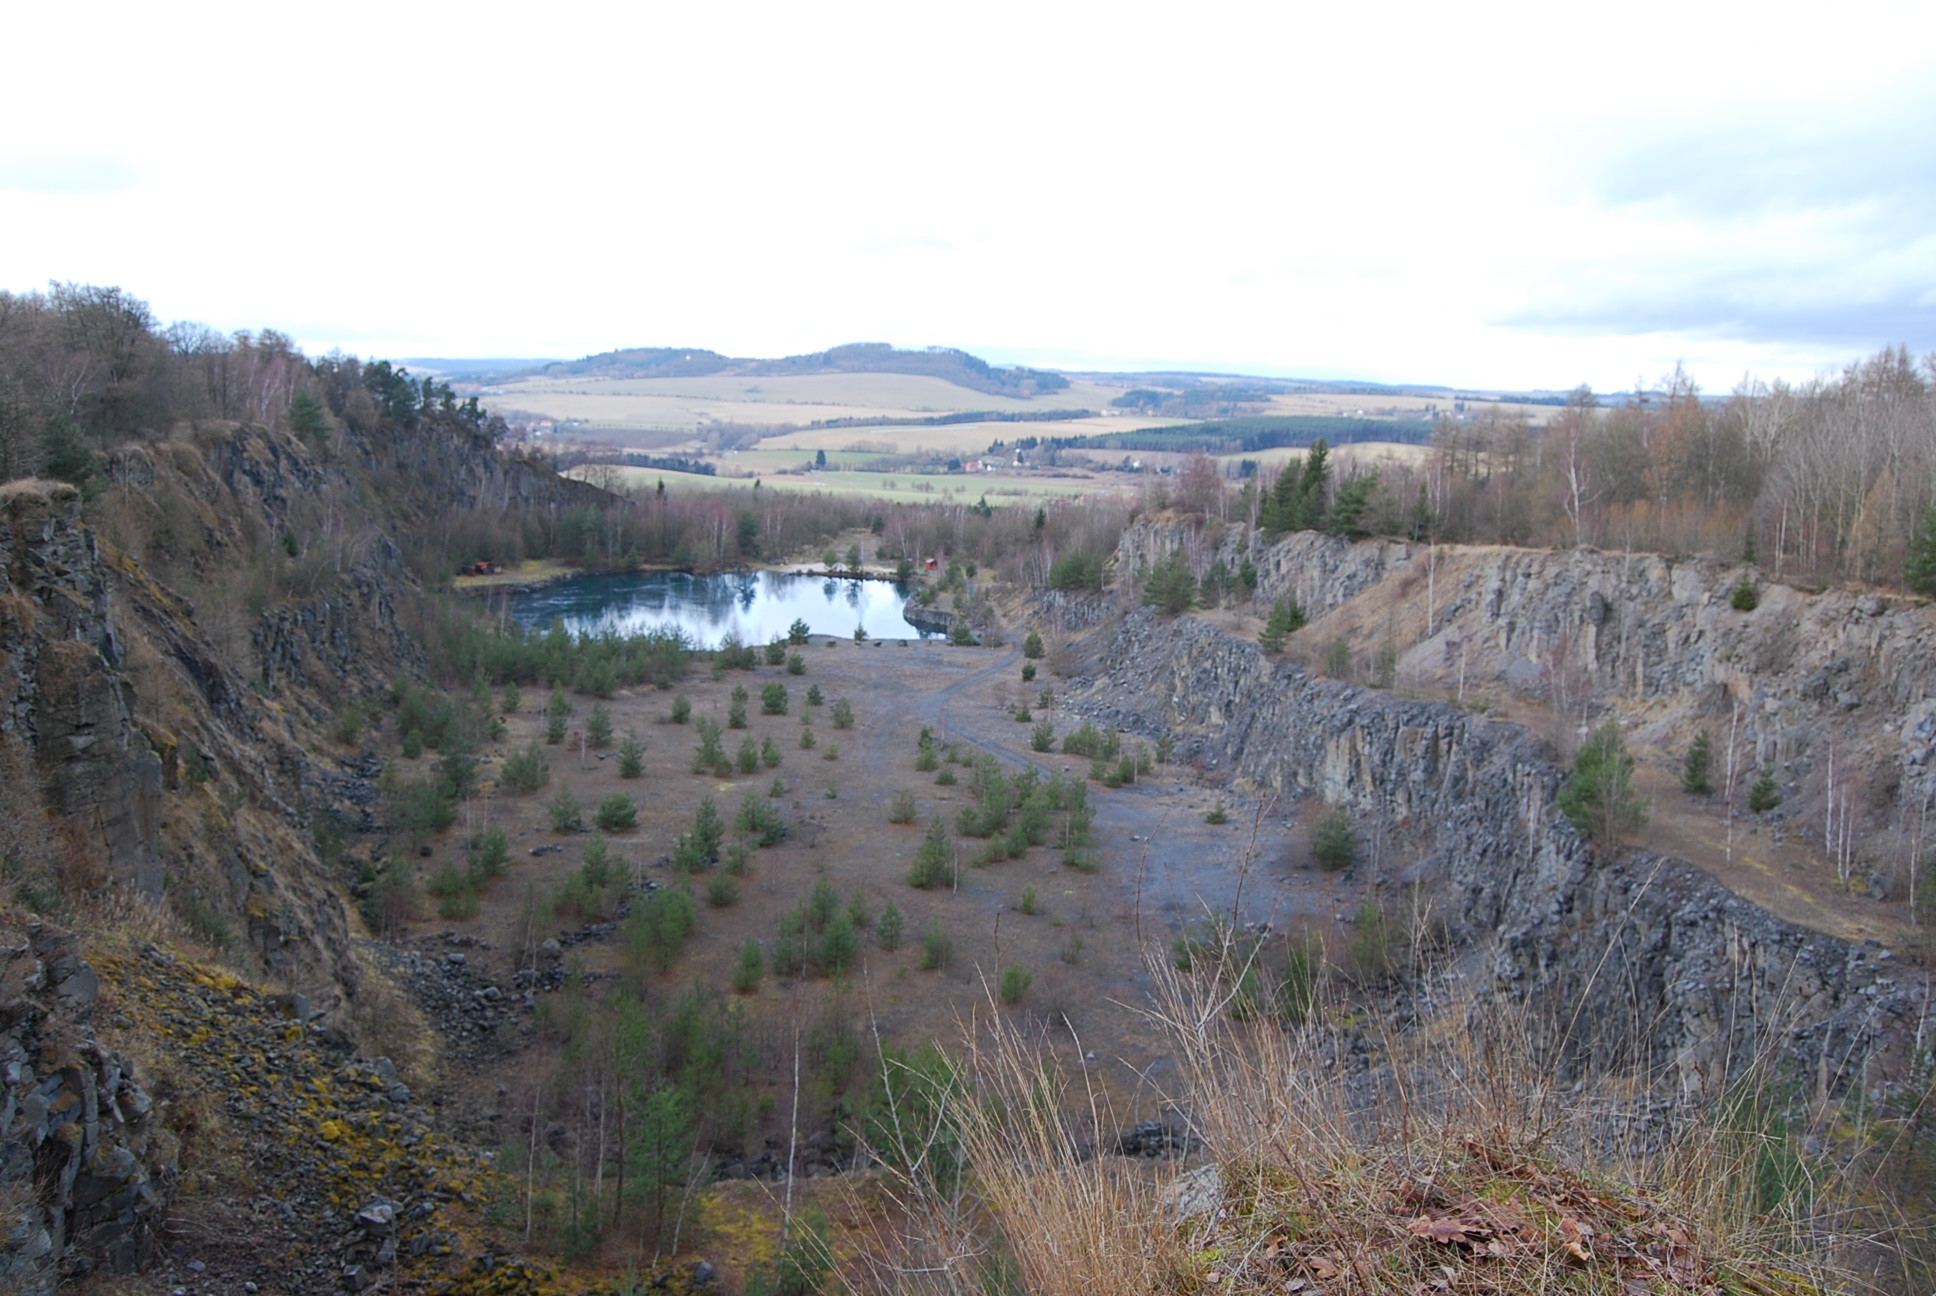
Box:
[1, 916, 167, 1294]
[0, 419, 608, 1286]
[1063, 601, 1929, 1095]
[1, 482, 162, 898]
[1115, 521, 1936, 874]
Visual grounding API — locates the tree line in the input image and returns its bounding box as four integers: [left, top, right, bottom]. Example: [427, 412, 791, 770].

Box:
[1157, 350, 1936, 594]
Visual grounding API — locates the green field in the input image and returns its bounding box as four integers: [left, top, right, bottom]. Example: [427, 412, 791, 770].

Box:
[725, 448, 905, 474]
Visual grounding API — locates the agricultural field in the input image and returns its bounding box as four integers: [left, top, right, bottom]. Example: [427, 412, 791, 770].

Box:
[485, 372, 1140, 432]
[752, 414, 1171, 457]
[501, 365, 1484, 511]
[568, 463, 1137, 504]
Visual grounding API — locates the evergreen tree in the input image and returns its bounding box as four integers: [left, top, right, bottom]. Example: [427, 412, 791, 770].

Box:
[1748, 768, 1783, 813]
[40, 413, 98, 498]
[627, 1084, 693, 1248]
[1559, 724, 1648, 849]
[1681, 731, 1714, 795]
[288, 389, 328, 448]
[1142, 552, 1195, 615]
[1293, 438, 1330, 531]
[1408, 483, 1433, 542]
[1327, 472, 1377, 538]
[908, 818, 951, 889]
[617, 732, 646, 778]
[1257, 597, 1306, 654]
[1906, 506, 1936, 597]
[1312, 807, 1357, 872]
[1267, 458, 1302, 534]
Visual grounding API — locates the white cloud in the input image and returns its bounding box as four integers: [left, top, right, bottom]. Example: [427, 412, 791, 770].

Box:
[2, 0, 1932, 391]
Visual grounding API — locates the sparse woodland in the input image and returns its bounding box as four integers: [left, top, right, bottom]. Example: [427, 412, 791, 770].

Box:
[1194, 352, 1936, 597]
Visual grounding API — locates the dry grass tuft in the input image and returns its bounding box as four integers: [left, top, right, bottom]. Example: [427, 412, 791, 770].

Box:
[858, 950, 1861, 1296]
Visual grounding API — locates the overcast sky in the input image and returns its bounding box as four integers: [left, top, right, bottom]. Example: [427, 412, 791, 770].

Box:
[4, 0, 1932, 393]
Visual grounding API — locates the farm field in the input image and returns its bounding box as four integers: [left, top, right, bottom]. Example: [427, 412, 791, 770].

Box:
[486, 373, 1138, 431]
[568, 463, 1136, 504]
[752, 414, 1171, 456]
[485, 361, 1553, 444]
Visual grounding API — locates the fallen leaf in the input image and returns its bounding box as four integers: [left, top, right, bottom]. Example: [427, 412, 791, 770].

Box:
[1409, 1216, 1489, 1245]
[1559, 1217, 1593, 1262]
[1307, 1256, 1339, 1281]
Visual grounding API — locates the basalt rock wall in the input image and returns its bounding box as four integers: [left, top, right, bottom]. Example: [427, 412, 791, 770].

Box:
[1067, 608, 1927, 1093]
[1, 917, 168, 1295]
[1, 482, 162, 897]
[1114, 521, 1936, 858]
[0, 421, 611, 1287]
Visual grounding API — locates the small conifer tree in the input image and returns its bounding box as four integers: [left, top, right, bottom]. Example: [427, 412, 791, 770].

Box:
[1682, 730, 1714, 795]
[1905, 507, 1936, 597]
[1559, 724, 1648, 849]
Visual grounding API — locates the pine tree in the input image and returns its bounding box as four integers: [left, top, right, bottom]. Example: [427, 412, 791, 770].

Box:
[1681, 730, 1714, 795]
[1748, 768, 1783, 813]
[1559, 724, 1648, 850]
[1142, 553, 1195, 615]
[40, 413, 98, 498]
[1266, 459, 1302, 534]
[1905, 506, 1936, 597]
[1326, 472, 1377, 538]
[1257, 597, 1306, 654]
[1293, 438, 1330, 531]
[908, 818, 951, 889]
[1312, 807, 1357, 872]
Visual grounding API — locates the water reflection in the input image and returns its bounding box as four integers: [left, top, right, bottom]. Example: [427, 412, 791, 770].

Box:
[503, 570, 935, 648]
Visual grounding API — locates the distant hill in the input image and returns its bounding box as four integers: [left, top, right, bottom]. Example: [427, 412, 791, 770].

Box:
[515, 342, 1069, 397]
[402, 357, 563, 381]
[524, 347, 737, 380]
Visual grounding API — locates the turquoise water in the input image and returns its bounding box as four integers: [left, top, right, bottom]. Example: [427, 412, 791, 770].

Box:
[501, 570, 937, 648]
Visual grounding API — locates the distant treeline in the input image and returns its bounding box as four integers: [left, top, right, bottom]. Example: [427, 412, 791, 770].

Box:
[514, 341, 1069, 399]
[620, 452, 714, 475]
[808, 408, 1095, 431]
[1110, 388, 1277, 418]
[554, 449, 717, 476]
[1058, 415, 1435, 455]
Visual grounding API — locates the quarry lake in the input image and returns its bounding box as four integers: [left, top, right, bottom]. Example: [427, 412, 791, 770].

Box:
[501, 570, 938, 647]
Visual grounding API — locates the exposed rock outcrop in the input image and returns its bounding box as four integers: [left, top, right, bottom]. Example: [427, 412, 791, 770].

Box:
[1064, 607, 1929, 1094]
[1116, 521, 1936, 872]
[0, 918, 167, 1295]
[1, 481, 162, 898]
[0, 418, 613, 1287]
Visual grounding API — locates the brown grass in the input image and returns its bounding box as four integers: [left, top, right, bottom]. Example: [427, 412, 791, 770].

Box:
[849, 949, 1862, 1296]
